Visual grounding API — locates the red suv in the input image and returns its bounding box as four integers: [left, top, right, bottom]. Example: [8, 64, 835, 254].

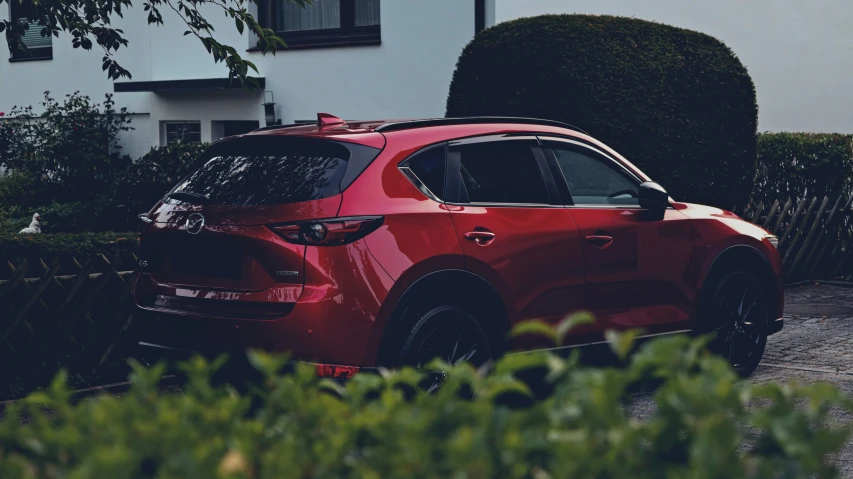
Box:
[134, 115, 783, 377]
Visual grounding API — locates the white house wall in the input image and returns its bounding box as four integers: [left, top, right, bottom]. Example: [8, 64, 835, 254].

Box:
[0, 0, 487, 159]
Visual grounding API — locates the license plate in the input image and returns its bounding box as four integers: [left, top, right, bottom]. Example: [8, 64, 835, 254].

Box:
[171, 245, 242, 279]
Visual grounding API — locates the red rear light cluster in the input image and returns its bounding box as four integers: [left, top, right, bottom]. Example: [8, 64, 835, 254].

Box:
[315, 364, 360, 378]
[270, 216, 384, 246]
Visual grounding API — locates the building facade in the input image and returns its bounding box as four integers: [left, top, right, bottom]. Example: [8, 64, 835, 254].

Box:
[1, 0, 497, 158]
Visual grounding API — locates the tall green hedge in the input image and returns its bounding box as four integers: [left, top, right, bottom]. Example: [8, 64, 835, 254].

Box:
[446, 15, 759, 208]
[753, 133, 853, 206]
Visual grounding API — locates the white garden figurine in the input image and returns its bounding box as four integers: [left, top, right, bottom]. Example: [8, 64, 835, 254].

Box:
[19, 213, 42, 234]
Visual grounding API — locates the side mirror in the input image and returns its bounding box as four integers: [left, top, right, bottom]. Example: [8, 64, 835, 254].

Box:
[638, 181, 670, 211]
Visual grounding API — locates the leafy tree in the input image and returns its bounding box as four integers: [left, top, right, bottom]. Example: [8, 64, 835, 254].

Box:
[0, 0, 312, 86]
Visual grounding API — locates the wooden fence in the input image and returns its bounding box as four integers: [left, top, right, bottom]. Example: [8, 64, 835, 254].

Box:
[740, 193, 853, 282]
[0, 253, 138, 400]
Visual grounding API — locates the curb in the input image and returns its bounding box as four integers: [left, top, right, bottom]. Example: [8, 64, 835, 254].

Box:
[785, 280, 853, 289]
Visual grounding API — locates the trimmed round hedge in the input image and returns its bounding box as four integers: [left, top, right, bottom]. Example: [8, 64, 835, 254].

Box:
[446, 15, 758, 208]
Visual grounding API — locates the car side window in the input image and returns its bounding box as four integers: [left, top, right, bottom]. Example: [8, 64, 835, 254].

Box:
[547, 142, 640, 206]
[400, 143, 446, 200]
[452, 140, 550, 205]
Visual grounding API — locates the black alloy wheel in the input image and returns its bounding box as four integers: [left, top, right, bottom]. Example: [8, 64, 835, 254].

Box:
[707, 270, 769, 377]
[398, 304, 493, 370]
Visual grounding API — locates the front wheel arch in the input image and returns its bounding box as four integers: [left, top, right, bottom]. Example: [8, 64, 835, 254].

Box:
[698, 244, 780, 330]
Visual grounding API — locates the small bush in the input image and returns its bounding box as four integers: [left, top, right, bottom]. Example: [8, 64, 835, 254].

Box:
[0, 96, 209, 232]
[0, 333, 850, 478]
[446, 14, 759, 208]
[753, 133, 853, 205]
[0, 91, 133, 212]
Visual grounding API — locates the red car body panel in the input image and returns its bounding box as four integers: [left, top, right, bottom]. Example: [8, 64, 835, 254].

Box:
[446, 205, 591, 346]
[674, 202, 785, 319]
[567, 207, 697, 339]
[134, 116, 783, 369]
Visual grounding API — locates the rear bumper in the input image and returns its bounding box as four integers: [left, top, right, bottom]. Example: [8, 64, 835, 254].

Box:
[134, 340, 369, 379]
[132, 239, 395, 367]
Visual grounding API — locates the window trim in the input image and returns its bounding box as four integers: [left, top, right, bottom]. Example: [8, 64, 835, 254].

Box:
[162, 121, 203, 146]
[444, 135, 562, 207]
[254, 0, 381, 51]
[398, 142, 448, 203]
[539, 136, 645, 208]
[8, 0, 52, 62]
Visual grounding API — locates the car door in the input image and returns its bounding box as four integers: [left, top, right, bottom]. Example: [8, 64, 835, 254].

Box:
[444, 135, 592, 348]
[540, 137, 697, 339]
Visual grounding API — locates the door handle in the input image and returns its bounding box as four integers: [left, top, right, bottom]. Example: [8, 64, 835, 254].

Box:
[464, 230, 496, 246]
[585, 234, 613, 248]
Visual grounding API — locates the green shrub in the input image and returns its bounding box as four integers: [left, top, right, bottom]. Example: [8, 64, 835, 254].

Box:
[0, 201, 104, 234]
[0, 333, 850, 478]
[446, 15, 758, 208]
[0, 96, 210, 232]
[0, 91, 133, 214]
[112, 142, 210, 230]
[0, 232, 138, 279]
[753, 133, 853, 205]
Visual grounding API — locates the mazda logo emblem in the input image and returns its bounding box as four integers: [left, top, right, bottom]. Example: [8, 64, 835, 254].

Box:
[185, 213, 205, 235]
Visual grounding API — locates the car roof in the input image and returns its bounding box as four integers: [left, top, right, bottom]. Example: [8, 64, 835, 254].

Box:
[238, 114, 587, 142]
[225, 113, 651, 183]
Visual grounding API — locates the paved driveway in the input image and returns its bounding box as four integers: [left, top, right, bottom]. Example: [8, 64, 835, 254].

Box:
[628, 283, 853, 475]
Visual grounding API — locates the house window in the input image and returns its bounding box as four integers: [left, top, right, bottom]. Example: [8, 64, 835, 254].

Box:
[164, 122, 202, 145]
[260, 0, 381, 49]
[8, 0, 52, 61]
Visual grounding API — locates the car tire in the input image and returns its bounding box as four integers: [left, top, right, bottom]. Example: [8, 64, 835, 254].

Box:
[394, 304, 494, 369]
[702, 269, 769, 377]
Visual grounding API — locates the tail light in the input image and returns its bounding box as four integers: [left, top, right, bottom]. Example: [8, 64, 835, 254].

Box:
[315, 364, 360, 378]
[270, 216, 384, 246]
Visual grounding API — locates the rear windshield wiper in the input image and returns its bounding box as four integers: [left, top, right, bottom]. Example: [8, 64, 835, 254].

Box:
[165, 191, 210, 204]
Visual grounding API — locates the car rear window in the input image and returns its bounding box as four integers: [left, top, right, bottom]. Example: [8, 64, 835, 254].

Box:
[167, 137, 375, 206]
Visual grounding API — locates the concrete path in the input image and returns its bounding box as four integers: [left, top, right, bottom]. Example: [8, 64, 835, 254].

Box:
[628, 283, 853, 476]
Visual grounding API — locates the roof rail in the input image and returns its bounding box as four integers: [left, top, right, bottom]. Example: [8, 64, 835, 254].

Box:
[374, 117, 589, 135]
[251, 123, 310, 133]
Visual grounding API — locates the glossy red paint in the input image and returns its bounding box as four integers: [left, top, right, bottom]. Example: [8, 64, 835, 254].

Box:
[135, 237, 394, 365]
[675, 202, 784, 318]
[134, 116, 784, 371]
[446, 205, 590, 346]
[566, 207, 696, 338]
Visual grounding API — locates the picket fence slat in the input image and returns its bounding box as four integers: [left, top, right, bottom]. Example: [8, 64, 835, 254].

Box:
[787, 196, 830, 275]
[772, 198, 794, 233]
[803, 193, 852, 279]
[762, 200, 781, 230]
[740, 193, 853, 282]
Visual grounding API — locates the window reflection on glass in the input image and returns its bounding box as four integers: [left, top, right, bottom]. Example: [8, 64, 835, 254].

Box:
[454, 140, 550, 205]
[354, 0, 380, 26]
[278, 0, 341, 32]
[273, 0, 379, 32]
[549, 146, 640, 205]
[170, 139, 351, 206]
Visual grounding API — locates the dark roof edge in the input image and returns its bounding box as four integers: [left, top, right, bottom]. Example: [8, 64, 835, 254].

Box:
[114, 77, 265, 93]
[374, 117, 589, 135]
